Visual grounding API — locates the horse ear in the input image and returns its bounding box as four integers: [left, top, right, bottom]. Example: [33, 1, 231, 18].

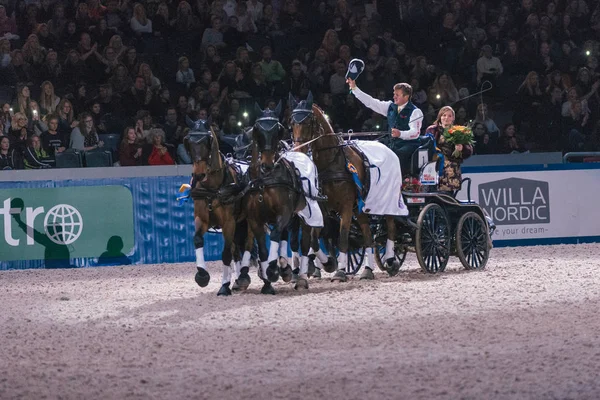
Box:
[254, 102, 263, 118]
[288, 93, 297, 110]
[306, 91, 313, 108]
[274, 100, 282, 117]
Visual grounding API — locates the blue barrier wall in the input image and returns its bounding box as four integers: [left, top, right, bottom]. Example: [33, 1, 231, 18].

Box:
[2, 162, 599, 270]
[0, 175, 223, 270]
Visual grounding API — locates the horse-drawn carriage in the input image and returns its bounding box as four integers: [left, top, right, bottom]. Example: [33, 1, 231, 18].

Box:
[288, 93, 495, 278]
[183, 93, 495, 296]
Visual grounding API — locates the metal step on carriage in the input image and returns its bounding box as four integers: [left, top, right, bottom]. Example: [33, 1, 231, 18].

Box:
[330, 131, 496, 276]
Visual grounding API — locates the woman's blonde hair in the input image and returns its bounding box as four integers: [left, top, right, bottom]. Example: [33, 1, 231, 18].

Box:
[40, 81, 59, 114]
[434, 106, 455, 126]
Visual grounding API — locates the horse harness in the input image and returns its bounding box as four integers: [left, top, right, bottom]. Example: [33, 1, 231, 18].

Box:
[190, 155, 247, 213]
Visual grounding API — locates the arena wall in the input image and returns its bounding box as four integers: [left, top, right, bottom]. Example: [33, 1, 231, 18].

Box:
[1, 163, 599, 270]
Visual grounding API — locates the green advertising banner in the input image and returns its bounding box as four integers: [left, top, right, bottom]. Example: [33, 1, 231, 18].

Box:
[0, 186, 134, 262]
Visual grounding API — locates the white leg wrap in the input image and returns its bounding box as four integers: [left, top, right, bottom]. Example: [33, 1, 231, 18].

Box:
[300, 255, 309, 275]
[260, 261, 269, 280]
[365, 247, 374, 269]
[292, 251, 300, 269]
[279, 240, 288, 258]
[195, 247, 206, 269]
[222, 264, 232, 284]
[308, 247, 315, 256]
[268, 241, 280, 263]
[337, 252, 347, 271]
[234, 261, 242, 279]
[241, 251, 251, 267]
[316, 248, 328, 263]
[385, 239, 395, 261]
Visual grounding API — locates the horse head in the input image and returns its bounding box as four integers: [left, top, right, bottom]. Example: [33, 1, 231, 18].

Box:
[184, 121, 222, 184]
[252, 100, 283, 169]
[289, 92, 315, 153]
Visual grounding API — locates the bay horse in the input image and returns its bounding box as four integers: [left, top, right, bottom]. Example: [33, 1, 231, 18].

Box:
[185, 125, 250, 296]
[243, 102, 314, 294]
[290, 94, 399, 281]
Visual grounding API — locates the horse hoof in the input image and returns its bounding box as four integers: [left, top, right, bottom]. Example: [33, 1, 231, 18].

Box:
[322, 257, 337, 273]
[266, 260, 280, 282]
[261, 280, 276, 295]
[294, 274, 309, 290]
[194, 268, 210, 287]
[331, 270, 347, 282]
[311, 268, 322, 280]
[386, 259, 401, 277]
[233, 269, 251, 291]
[280, 265, 293, 283]
[359, 267, 375, 280]
[307, 255, 316, 277]
[217, 283, 232, 296]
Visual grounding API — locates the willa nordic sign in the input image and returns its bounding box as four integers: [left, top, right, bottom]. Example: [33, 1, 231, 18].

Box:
[479, 178, 550, 226]
[0, 186, 134, 261]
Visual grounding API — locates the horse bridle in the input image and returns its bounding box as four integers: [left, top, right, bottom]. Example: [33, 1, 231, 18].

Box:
[187, 132, 223, 177]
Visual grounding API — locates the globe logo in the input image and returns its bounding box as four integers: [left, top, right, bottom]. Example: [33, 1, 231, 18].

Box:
[43, 204, 84, 245]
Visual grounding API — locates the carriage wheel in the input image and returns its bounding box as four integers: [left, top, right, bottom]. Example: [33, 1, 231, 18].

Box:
[456, 212, 489, 270]
[374, 245, 407, 276]
[346, 247, 366, 275]
[415, 203, 451, 273]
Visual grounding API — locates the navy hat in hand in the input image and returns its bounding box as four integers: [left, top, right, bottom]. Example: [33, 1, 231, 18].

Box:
[345, 58, 365, 81]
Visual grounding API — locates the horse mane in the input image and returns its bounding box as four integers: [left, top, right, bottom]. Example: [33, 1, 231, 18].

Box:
[312, 104, 334, 134]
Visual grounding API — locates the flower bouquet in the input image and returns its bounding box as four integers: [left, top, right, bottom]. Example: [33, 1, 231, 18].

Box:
[442, 125, 475, 158]
[402, 177, 422, 193]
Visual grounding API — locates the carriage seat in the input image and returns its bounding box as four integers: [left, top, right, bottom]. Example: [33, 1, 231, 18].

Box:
[407, 135, 437, 178]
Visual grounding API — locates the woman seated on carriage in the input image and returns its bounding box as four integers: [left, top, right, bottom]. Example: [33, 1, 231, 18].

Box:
[425, 106, 472, 196]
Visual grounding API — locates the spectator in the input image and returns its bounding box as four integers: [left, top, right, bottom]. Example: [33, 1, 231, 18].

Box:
[431, 72, 459, 105]
[163, 107, 185, 146]
[23, 134, 52, 169]
[472, 122, 495, 155]
[139, 63, 161, 92]
[130, 3, 152, 36]
[246, 0, 263, 23]
[40, 50, 62, 84]
[144, 128, 175, 165]
[259, 46, 285, 88]
[498, 123, 526, 154]
[284, 61, 311, 98]
[476, 45, 503, 87]
[40, 115, 67, 157]
[9, 112, 31, 155]
[153, 2, 173, 38]
[27, 101, 47, 135]
[329, 60, 347, 96]
[474, 103, 500, 145]
[175, 1, 200, 34]
[176, 56, 196, 90]
[202, 16, 226, 50]
[39, 81, 60, 116]
[320, 29, 340, 63]
[56, 98, 76, 135]
[0, 136, 23, 170]
[119, 126, 143, 166]
[69, 112, 104, 151]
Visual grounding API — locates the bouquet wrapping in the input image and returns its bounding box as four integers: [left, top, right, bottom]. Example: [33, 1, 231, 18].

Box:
[442, 125, 474, 158]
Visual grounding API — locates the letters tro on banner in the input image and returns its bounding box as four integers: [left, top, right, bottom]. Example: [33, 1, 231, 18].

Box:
[0, 186, 134, 261]
[456, 169, 600, 242]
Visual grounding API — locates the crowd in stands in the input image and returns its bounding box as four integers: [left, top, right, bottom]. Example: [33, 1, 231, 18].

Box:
[1, 0, 600, 170]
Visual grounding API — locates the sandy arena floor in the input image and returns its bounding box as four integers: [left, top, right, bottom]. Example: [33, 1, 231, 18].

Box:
[1, 244, 600, 400]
